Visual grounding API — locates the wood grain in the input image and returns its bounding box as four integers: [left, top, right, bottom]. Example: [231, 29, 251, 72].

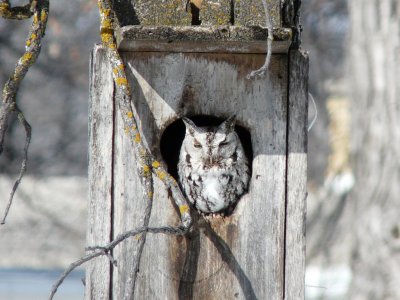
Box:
[284, 49, 308, 300]
[124, 48, 287, 299]
[116, 26, 292, 54]
[87, 37, 307, 300]
[85, 45, 114, 300]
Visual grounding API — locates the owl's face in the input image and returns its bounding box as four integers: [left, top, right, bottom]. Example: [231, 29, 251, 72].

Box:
[182, 116, 239, 167]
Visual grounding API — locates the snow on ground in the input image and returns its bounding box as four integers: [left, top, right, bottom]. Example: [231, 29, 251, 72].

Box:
[306, 264, 351, 299]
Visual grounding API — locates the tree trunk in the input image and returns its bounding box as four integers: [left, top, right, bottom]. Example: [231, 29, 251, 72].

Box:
[348, 1, 400, 299]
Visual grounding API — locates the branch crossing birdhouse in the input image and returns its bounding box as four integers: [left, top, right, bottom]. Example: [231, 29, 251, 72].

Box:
[87, 1, 308, 299]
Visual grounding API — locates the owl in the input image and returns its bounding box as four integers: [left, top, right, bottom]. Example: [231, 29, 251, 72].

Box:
[178, 116, 250, 214]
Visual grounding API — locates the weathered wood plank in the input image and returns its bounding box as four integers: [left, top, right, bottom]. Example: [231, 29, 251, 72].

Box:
[116, 26, 292, 54]
[114, 48, 288, 299]
[111, 99, 148, 299]
[88, 26, 307, 300]
[285, 49, 308, 299]
[111, 83, 179, 299]
[85, 45, 114, 300]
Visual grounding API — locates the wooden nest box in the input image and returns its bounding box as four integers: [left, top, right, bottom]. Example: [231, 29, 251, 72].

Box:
[87, 1, 308, 299]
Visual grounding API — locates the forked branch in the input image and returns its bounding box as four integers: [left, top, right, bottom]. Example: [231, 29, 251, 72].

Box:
[48, 225, 187, 300]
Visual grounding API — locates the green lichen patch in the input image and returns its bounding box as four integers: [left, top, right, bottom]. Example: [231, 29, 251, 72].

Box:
[134, 0, 191, 26]
[200, 0, 232, 26]
[234, 0, 280, 27]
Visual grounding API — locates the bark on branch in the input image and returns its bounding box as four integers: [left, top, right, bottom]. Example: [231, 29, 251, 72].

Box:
[0, 0, 49, 224]
[0, 0, 34, 20]
[48, 225, 187, 300]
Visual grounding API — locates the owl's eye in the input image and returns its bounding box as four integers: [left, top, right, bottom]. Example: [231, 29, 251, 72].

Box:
[193, 139, 202, 148]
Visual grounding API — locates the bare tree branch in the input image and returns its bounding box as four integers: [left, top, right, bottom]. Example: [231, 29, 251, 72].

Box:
[1, 105, 31, 224]
[48, 1, 195, 298]
[0, 0, 34, 20]
[128, 175, 154, 297]
[48, 225, 187, 300]
[97, 0, 192, 229]
[0, 0, 49, 224]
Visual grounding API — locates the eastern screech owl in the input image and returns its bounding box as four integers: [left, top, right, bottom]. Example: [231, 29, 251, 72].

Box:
[178, 116, 250, 214]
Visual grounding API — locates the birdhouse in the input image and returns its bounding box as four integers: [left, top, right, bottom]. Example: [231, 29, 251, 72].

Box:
[87, 2, 308, 299]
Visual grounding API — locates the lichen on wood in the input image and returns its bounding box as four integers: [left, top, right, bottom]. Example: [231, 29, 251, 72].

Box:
[97, 0, 192, 230]
[234, 0, 280, 27]
[132, 0, 191, 25]
[199, 0, 232, 25]
[112, 0, 284, 28]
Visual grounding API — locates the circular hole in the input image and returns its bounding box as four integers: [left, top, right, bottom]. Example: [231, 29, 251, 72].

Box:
[160, 115, 253, 180]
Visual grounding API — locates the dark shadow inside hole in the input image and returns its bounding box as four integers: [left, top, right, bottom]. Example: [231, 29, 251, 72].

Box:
[160, 115, 253, 181]
[230, 0, 235, 25]
[190, 3, 202, 25]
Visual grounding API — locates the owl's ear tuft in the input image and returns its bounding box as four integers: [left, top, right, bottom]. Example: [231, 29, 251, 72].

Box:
[218, 115, 236, 133]
[182, 117, 197, 136]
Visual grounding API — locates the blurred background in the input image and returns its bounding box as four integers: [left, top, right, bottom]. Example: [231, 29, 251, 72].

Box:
[0, 0, 399, 299]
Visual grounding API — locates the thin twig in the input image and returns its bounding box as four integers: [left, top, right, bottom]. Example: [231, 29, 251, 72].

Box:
[1, 106, 31, 224]
[247, 0, 274, 79]
[48, 225, 188, 300]
[128, 175, 154, 297]
[48, 250, 104, 300]
[104, 249, 118, 266]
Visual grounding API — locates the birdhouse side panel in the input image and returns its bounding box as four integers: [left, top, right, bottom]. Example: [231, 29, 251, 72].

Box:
[119, 50, 288, 299]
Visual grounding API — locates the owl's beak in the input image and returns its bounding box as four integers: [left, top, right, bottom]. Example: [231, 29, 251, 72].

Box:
[208, 156, 220, 166]
[204, 156, 214, 166]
